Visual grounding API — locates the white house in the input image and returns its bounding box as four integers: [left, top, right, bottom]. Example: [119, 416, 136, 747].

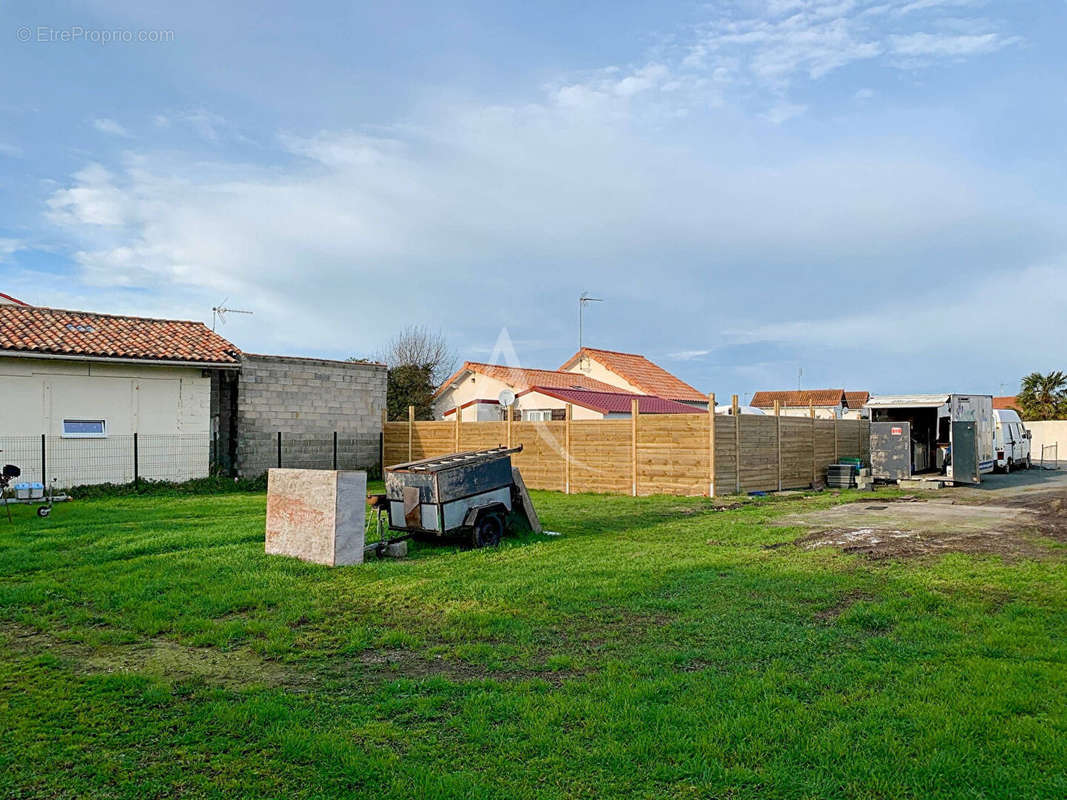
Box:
[0, 304, 240, 486]
[433, 348, 708, 420]
[559, 347, 708, 409]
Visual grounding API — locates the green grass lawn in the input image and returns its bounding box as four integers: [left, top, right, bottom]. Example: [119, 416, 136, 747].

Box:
[0, 486, 1064, 799]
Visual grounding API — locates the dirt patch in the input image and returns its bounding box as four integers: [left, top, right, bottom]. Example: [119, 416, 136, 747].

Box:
[814, 590, 876, 621]
[330, 648, 582, 687]
[0, 622, 308, 690]
[777, 486, 1067, 560]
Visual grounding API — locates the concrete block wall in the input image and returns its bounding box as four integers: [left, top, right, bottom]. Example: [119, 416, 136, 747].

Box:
[230, 354, 387, 477]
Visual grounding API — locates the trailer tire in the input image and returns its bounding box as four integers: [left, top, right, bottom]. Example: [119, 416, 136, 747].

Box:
[36, 506, 50, 518]
[471, 513, 504, 548]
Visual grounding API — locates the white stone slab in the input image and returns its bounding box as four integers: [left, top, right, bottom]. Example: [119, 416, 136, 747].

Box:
[265, 469, 366, 566]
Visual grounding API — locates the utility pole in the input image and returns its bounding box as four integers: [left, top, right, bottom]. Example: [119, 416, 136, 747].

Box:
[578, 292, 603, 350]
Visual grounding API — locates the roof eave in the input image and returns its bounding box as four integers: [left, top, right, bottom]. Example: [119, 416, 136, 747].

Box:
[0, 349, 241, 369]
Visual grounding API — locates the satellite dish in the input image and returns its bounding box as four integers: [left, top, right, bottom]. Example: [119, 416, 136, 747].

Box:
[498, 389, 516, 407]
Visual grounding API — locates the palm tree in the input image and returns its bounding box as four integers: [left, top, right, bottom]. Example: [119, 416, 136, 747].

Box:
[1016, 371, 1067, 420]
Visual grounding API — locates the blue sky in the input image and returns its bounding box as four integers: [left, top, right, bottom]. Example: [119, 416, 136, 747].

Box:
[2, 1, 1065, 401]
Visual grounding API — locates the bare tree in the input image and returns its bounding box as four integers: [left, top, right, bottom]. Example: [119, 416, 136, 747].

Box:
[377, 325, 456, 388]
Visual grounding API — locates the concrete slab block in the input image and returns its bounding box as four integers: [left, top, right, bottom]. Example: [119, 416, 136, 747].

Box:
[362, 539, 408, 560]
[265, 469, 366, 566]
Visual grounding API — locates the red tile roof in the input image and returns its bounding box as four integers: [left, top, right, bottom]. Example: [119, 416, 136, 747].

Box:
[0, 304, 240, 365]
[993, 395, 1020, 411]
[750, 389, 846, 408]
[529, 387, 703, 415]
[844, 391, 870, 408]
[559, 347, 705, 403]
[435, 361, 628, 398]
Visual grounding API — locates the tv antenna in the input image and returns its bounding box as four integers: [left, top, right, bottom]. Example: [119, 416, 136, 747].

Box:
[212, 299, 253, 331]
[578, 292, 603, 350]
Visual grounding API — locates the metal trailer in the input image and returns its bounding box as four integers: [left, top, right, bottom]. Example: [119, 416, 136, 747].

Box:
[382, 446, 526, 547]
[867, 394, 994, 485]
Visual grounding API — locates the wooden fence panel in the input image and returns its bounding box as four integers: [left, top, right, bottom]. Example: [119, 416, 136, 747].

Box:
[739, 415, 780, 492]
[383, 421, 409, 465]
[814, 419, 837, 479]
[382, 414, 871, 497]
[636, 414, 709, 495]
[459, 421, 507, 453]
[411, 422, 453, 461]
[713, 415, 737, 493]
[510, 421, 567, 492]
[570, 420, 631, 494]
[780, 417, 814, 489]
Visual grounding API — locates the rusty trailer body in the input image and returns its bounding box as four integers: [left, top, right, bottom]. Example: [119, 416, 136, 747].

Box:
[384, 446, 523, 546]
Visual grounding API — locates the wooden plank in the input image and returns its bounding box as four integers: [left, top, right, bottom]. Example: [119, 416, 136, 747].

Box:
[408, 405, 414, 461]
[631, 397, 639, 497]
[512, 466, 541, 533]
[774, 399, 782, 491]
[708, 392, 716, 497]
[565, 404, 572, 494]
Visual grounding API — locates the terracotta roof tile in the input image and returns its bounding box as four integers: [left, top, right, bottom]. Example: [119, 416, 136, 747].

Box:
[530, 387, 703, 415]
[559, 347, 705, 402]
[844, 391, 870, 408]
[0, 304, 241, 365]
[750, 389, 846, 408]
[993, 395, 1020, 411]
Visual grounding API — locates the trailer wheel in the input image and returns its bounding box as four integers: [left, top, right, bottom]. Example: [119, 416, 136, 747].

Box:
[471, 513, 504, 548]
[36, 506, 50, 518]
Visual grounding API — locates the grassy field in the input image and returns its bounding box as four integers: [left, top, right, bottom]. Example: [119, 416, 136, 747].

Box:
[0, 485, 1064, 799]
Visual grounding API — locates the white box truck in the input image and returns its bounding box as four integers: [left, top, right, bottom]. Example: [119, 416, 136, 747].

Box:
[993, 409, 1031, 472]
[867, 394, 994, 485]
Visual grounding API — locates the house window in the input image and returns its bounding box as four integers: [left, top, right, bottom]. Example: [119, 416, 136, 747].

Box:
[62, 419, 107, 438]
[523, 410, 553, 422]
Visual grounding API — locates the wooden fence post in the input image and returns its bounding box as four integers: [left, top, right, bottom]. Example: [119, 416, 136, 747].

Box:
[380, 409, 387, 471]
[631, 397, 639, 497]
[774, 399, 782, 491]
[408, 405, 414, 461]
[834, 417, 839, 463]
[732, 394, 741, 494]
[707, 393, 716, 497]
[809, 400, 816, 488]
[565, 404, 572, 494]
[454, 404, 461, 451]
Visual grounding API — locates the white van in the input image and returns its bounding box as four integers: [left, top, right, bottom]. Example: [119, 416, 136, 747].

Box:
[993, 409, 1031, 471]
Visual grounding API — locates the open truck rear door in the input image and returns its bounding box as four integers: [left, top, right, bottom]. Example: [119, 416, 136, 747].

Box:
[949, 420, 980, 484]
[871, 422, 912, 481]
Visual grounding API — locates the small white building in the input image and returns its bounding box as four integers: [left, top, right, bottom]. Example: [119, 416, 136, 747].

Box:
[0, 304, 240, 486]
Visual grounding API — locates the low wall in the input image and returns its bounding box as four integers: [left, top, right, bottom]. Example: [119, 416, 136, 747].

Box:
[227, 354, 387, 477]
[1026, 420, 1067, 467]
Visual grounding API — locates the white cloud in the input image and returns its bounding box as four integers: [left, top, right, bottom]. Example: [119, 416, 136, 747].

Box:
[40, 92, 1057, 369]
[0, 238, 23, 261]
[669, 350, 711, 361]
[888, 31, 1018, 59]
[45, 163, 129, 226]
[0, 142, 22, 158]
[679, 0, 1018, 97]
[727, 263, 1067, 383]
[762, 101, 808, 123]
[92, 118, 131, 137]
